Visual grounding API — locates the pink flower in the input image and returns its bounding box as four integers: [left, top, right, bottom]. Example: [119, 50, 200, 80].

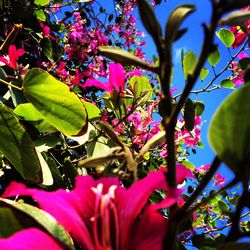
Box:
[84, 63, 125, 93]
[3, 167, 192, 250]
[0, 45, 25, 70]
[0, 228, 63, 250]
[214, 173, 226, 187]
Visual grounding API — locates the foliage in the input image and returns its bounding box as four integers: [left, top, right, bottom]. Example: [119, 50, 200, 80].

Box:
[0, 0, 249, 249]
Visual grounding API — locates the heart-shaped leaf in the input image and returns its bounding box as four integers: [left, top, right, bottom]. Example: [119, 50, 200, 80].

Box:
[208, 84, 250, 178]
[0, 103, 42, 182]
[208, 48, 221, 66]
[183, 51, 197, 80]
[216, 28, 235, 47]
[23, 68, 87, 136]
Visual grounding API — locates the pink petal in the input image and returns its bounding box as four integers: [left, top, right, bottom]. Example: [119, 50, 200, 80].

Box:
[109, 63, 125, 92]
[129, 206, 166, 250]
[126, 69, 142, 78]
[0, 228, 63, 250]
[0, 57, 9, 66]
[3, 182, 95, 250]
[84, 78, 112, 92]
[117, 168, 167, 249]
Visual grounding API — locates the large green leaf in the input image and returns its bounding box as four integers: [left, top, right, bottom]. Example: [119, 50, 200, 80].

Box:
[0, 198, 74, 249]
[82, 101, 101, 120]
[0, 103, 42, 182]
[216, 28, 235, 47]
[183, 51, 197, 80]
[23, 68, 87, 136]
[208, 84, 250, 178]
[14, 103, 57, 133]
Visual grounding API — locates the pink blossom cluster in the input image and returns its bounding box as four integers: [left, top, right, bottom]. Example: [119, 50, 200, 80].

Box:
[230, 6, 250, 48]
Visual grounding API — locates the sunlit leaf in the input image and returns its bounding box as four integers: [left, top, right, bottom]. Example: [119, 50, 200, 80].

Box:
[194, 101, 205, 116]
[0, 198, 74, 249]
[200, 68, 209, 81]
[208, 48, 221, 66]
[183, 51, 197, 80]
[23, 68, 87, 136]
[14, 103, 57, 133]
[216, 28, 235, 47]
[34, 0, 50, 6]
[34, 9, 46, 21]
[82, 101, 100, 120]
[220, 79, 234, 89]
[0, 103, 42, 182]
[129, 76, 153, 100]
[208, 84, 250, 178]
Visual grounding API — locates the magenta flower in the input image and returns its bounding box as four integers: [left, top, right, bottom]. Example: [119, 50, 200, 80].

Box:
[84, 63, 125, 93]
[3, 167, 192, 250]
[0, 228, 63, 250]
[0, 45, 25, 70]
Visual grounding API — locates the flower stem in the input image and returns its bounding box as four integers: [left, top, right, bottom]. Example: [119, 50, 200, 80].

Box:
[0, 78, 22, 91]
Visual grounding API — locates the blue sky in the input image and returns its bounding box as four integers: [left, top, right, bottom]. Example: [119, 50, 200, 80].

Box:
[135, 0, 237, 180]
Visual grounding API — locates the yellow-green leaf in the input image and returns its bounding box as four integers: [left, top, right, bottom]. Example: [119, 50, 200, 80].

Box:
[23, 68, 87, 136]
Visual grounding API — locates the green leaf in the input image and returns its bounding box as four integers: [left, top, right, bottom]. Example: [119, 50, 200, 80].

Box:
[165, 5, 195, 43]
[238, 58, 250, 70]
[218, 243, 250, 250]
[216, 28, 235, 47]
[0, 198, 74, 249]
[200, 68, 209, 81]
[129, 76, 153, 100]
[34, 0, 50, 6]
[14, 103, 57, 133]
[137, 0, 162, 47]
[98, 46, 158, 72]
[208, 48, 221, 66]
[34, 9, 46, 21]
[23, 68, 87, 136]
[184, 98, 195, 131]
[219, 10, 250, 26]
[41, 37, 53, 61]
[194, 101, 205, 116]
[82, 101, 100, 120]
[183, 51, 197, 80]
[218, 200, 229, 213]
[0, 103, 42, 183]
[181, 160, 195, 171]
[208, 84, 250, 178]
[220, 79, 235, 89]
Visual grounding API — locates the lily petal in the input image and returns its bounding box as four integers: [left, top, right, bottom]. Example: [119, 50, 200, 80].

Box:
[3, 182, 95, 250]
[84, 78, 112, 92]
[0, 228, 63, 250]
[109, 63, 125, 92]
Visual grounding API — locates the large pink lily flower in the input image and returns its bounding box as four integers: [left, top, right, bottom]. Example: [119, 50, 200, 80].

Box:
[3, 167, 192, 250]
[0, 45, 25, 70]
